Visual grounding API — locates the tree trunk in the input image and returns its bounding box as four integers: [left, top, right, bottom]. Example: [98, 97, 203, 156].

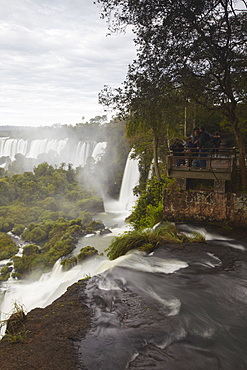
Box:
[152, 128, 161, 181]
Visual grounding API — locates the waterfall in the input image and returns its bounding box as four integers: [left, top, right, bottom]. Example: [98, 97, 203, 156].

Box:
[92, 142, 107, 163]
[0, 138, 28, 160]
[74, 141, 96, 166]
[118, 151, 140, 211]
[0, 137, 106, 168]
[0, 254, 135, 338]
[26, 138, 68, 158]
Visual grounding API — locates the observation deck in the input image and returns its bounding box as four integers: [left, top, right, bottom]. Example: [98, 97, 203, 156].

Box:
[167, 148, 239, 193]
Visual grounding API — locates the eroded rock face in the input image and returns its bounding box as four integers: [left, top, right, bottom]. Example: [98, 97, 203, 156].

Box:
[163, 189, 247, 227]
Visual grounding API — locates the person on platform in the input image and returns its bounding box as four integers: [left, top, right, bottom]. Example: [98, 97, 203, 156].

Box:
[170, 138, 185, 166]
[212, 131, 221, 156]
[197, 126, 211, 168]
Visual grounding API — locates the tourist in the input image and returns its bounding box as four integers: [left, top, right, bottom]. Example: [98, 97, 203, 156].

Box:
[212, 131, 221, 156]
[197, 126, 211, 168]
[170, 138, 185, 166]
[185, 137, 195, 167]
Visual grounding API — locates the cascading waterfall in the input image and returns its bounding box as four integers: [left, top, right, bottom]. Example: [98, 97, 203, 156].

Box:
[104, 151, 140, 215]
[91, 142, 107, 163]
[0, 138, 28, 160]
[26, 138, 68, 158]
[119, 151, 140, 210]
[0, 137, 106, 168]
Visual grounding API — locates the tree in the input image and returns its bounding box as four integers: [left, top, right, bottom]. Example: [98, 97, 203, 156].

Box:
[99, 62, 185, 181]
[96, 0, 247, 188]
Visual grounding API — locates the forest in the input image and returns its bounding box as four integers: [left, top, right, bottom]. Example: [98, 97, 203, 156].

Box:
[0, 162, 105, 280]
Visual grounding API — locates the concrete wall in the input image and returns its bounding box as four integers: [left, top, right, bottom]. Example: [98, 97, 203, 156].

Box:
[163, 189, 247, 227]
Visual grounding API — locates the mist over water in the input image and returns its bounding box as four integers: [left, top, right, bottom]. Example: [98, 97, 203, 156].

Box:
[1, 141, 247, 368]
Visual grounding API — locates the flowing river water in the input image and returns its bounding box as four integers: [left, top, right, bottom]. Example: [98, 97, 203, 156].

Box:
[1, 153, 247, 368]
[1, 206, 247, 369]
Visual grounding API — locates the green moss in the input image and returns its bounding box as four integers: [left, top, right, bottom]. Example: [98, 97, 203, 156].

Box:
[77, 246, 98, 262]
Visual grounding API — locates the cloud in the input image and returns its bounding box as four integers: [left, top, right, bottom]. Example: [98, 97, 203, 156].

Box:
[0, 0, 136, 126]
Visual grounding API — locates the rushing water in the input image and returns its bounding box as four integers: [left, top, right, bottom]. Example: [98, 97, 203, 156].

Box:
[1, 151, 247, 368]
[1, 216, 247, 369]
[78, 235, 247, 370]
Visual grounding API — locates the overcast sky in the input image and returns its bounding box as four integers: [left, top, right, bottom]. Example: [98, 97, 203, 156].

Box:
[0, 0, 136, 127]
[1, 1, 245, 128]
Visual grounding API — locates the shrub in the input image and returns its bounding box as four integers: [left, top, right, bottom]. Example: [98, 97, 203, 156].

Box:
[76, 196, 104, 213]
[106, 230, 162, 260]
[77, 246, 98, 262]
[22, 226, 47, 243]
[128, 176, 171, 230]
[12, 224, 25, 236]
[0, 232, 18, 260]
[23, 244, 40, 256]
[0, 217, 14, 232]
[106, 223, 206, 260]
[0, 265, 13, 281]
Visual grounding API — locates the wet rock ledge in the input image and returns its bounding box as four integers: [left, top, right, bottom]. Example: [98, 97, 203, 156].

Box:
[0, 280, 91, 370]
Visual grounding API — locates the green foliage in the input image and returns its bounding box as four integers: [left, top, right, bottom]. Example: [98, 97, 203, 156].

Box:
[106, 224, 206, 260]
[22, 225, 47, 243]
[23, 244, 40, 256]
[0, 163, 104, 228]
[1, 301, 29, 344]
[77, 246, 98, 262]
[106, 229, 162, 260]
[0, 163, 107, 278]
[0, 217, 14, 232]
[12, 224, 25, 236]
[60, 256, 77, 271]
[0, 232, 18, 260]
[128, 176, 173, 230]
[76, 196, 104, 213]
[0, 264, 13, 281]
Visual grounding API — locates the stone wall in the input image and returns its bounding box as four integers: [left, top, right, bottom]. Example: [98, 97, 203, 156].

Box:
[163, 189, 247, 227]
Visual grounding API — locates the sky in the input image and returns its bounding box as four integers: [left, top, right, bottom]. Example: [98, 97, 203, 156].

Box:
[0, 0, 136, 127]
[1, 1, 245, 128]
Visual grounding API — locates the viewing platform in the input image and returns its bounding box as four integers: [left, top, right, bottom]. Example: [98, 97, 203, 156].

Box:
[167, 148, 238, 193]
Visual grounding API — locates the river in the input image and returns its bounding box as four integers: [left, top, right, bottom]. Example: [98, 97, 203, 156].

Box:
[1, 204, 247, 369]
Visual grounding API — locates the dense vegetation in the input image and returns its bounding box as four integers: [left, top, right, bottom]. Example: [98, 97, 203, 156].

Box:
[97, 0, 247, 188]
[0, 162, 105, 280]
